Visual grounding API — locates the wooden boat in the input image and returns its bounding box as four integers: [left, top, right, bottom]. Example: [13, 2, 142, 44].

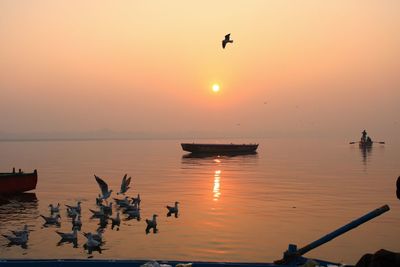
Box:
[181, 143, 258, 154]
[349, 140, 384, 147]
[0, 169, 38, 194]
[358, 140, 373, 148]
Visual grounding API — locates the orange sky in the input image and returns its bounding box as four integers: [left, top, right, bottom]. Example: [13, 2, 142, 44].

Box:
[1, 1, 399, 139]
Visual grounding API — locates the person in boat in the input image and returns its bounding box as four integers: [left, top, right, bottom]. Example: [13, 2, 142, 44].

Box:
[361, 130, 367, 142]
[366, 136, 372, 144]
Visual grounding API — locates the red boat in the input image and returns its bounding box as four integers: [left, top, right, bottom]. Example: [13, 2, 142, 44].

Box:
[0, 169, 38, 194]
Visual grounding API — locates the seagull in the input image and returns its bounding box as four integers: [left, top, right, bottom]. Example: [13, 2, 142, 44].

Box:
[100, 202, 113, 215]
[83, 229, 103, 243]
[166, 201, 179, 217]
[2, 231, 28, 245]
[145, 214, 158, 234]
[123, 202, 140, 213]
[11, 224, 29, 237]
[89, 206, 106, 218]
[113, 196, 130, 207]
[110, 212, 121, 230]
[117, 174, 132, 195]
[65, 201, 81, 214]
[72, 215, 82, 230]
[83, 232, 101, 253]
[125, 208, 141, 221]
[56, 228, 78, 241]
[131, 194, 141, 206]
[94, 175, 113, 200]
[97, 215, 109, 230]
[96, 194, 103, 206]
[49, 203, 60, 213]
[66, 207, 79, 218]
[40, 214, 61, 225]
[222, 33, 233, 49]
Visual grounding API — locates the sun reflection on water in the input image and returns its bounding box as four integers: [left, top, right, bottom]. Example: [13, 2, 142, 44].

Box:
[213, 170, 221, 201]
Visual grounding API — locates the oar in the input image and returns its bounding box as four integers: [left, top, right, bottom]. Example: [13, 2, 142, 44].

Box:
[349, 141, 385, 144]
[275, 205, 390, 265]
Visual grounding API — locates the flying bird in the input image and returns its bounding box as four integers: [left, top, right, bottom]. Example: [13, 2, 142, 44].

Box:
[94, 175, 113, 200]
[222, 33, 233, 49]
[117, 174, 132, 195]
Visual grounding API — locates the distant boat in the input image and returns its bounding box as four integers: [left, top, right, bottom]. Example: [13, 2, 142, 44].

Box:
[359, 140, 373, 148]
[181, 143, 258, 154]
[0, 169, 38, 194]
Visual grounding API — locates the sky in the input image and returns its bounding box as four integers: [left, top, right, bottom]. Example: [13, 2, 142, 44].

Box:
[1, 1, 399, 139]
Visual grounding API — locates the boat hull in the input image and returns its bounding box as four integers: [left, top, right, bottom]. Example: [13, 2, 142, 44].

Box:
[181, 143, 258, 154]
[0, 170, 38, 194]
[359, 141, 373, 148]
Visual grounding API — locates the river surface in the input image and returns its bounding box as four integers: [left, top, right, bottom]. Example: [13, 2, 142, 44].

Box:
[0, 138, 399, 264]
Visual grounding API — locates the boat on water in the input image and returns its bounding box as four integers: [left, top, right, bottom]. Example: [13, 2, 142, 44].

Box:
[350, 130, 385, 148]
[181, 143, 258, 154]
[0, 169, 38, 194]
[358, 140, 373, 148]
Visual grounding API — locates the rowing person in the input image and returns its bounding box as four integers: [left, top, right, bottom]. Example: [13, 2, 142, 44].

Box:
[361, 129, 367, 142]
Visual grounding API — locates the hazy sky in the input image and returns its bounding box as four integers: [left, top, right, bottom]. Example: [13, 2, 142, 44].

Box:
[1, 1, 399, 139]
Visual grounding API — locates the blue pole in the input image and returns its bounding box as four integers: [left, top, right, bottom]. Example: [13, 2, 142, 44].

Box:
[297, 204, 390, 256]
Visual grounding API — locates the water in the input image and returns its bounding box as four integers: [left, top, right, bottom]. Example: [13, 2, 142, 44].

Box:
[0, 138, 399, 264]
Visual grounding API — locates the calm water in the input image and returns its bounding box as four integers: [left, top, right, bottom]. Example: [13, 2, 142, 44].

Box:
[0, 138, 399, 264]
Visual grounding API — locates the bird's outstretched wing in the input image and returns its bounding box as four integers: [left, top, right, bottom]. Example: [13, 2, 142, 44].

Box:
[120, 174, 127, 192]
[225, 33, 231, 40]
[94, 175, 109, 196]
[126, 176, 131, 187]
[222, 40, 226, 49]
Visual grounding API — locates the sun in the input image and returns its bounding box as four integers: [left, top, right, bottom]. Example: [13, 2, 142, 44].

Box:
[212, 84, 220, 93]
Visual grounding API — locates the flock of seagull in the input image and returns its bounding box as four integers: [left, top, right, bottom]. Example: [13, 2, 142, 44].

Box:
[2, 174, 179, 254]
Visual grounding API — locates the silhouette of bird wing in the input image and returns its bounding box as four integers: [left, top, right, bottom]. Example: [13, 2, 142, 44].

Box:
[120, 174, 127, 191]
[95, 175, 109, 196]
[222, 40, 227, 49]
[126, 176, 131, 187]
[225, 33, 231, 41]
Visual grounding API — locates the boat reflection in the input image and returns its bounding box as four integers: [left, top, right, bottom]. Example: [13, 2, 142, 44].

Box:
[0, 193, 38, 225]
[213, 170, 221, 201]
[359, 145, 372, 165]
[182, 151, 258, 159]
